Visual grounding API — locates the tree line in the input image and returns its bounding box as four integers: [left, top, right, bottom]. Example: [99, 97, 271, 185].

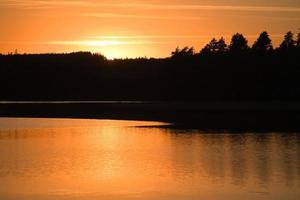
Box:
[0, 31, 300, 102]
[171, 31, 300, 58]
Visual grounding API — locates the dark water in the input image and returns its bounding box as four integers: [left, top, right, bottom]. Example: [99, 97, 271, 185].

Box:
[0, 118, 299, 200]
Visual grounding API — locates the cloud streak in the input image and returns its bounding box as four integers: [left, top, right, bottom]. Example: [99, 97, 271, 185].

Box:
[84, 12, 300, 22]
[0, 0, 87, 6]
[44, 40, 168, 46]
[0, 34, 285, 46]
[88, 34, 285, 40]
[1, 1, 300, 12]
[83, 13, 206, 21]
[125, 4, 300, 12]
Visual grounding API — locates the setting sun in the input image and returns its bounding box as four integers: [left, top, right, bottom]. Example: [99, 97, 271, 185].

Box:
[1, 0, 300, 58]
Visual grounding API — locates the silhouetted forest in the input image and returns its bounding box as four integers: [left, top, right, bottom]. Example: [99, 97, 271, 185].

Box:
[1, 31, 300, 101]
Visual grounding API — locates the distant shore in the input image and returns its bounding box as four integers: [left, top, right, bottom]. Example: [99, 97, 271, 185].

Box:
[1, 101, 300, 132]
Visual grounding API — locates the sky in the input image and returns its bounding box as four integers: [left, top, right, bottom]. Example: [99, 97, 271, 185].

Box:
[0, 0, 300, 58]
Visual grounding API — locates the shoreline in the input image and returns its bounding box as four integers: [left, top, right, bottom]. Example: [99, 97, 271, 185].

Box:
[1, 102, 300, 132]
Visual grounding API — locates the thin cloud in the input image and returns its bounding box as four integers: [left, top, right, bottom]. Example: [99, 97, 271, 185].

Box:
[0, 0, 88, 9]
[1, 1, 300, 12]
[83, 13, 206, 21]
[90, 35, 205, 39]
[84, 12, 300, 22]
[44, 40, 168, 46]
[0, 0, 87, 6]
[114, 4, 300, 12]
[88, 34, 285, 40]
[0, 34, 285, 46]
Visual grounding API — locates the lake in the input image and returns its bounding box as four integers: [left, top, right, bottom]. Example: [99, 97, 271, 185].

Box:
[0, 117, 299, 200]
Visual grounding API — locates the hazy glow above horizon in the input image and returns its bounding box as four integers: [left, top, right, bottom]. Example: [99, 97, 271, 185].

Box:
[1, 0, 300, 58]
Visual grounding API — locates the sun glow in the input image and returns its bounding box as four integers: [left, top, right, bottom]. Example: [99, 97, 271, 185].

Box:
[48, 40, 135, 46]
[105, 51, 123, 60]
[1, 0, 300, 58]
[44, 39, 144, 59]
[44, 39, 157, 59]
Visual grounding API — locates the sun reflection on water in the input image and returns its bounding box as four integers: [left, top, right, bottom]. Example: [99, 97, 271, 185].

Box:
[0, 118, 299, 200]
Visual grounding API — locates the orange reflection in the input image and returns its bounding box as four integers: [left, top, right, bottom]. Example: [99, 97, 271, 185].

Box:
[0, 118, 300, 200]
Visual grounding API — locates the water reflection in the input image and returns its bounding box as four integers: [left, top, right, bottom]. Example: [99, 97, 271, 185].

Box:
[0, 118, 300, 200]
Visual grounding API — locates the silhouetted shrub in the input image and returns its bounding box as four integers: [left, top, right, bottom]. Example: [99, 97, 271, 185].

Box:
[171, 46, 195, 58]
[201, 37, 227, 55]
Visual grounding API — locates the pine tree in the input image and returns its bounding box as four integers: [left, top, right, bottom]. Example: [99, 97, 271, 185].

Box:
[279, 31, 295, 50]
[252, 31, 273, 52]
[229, 33, 249, 52]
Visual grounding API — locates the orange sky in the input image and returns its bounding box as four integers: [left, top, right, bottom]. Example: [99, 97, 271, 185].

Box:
[0, 0, 300, 58]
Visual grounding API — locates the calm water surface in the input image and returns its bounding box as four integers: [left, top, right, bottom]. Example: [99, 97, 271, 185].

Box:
[0, 117, 300, 200]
